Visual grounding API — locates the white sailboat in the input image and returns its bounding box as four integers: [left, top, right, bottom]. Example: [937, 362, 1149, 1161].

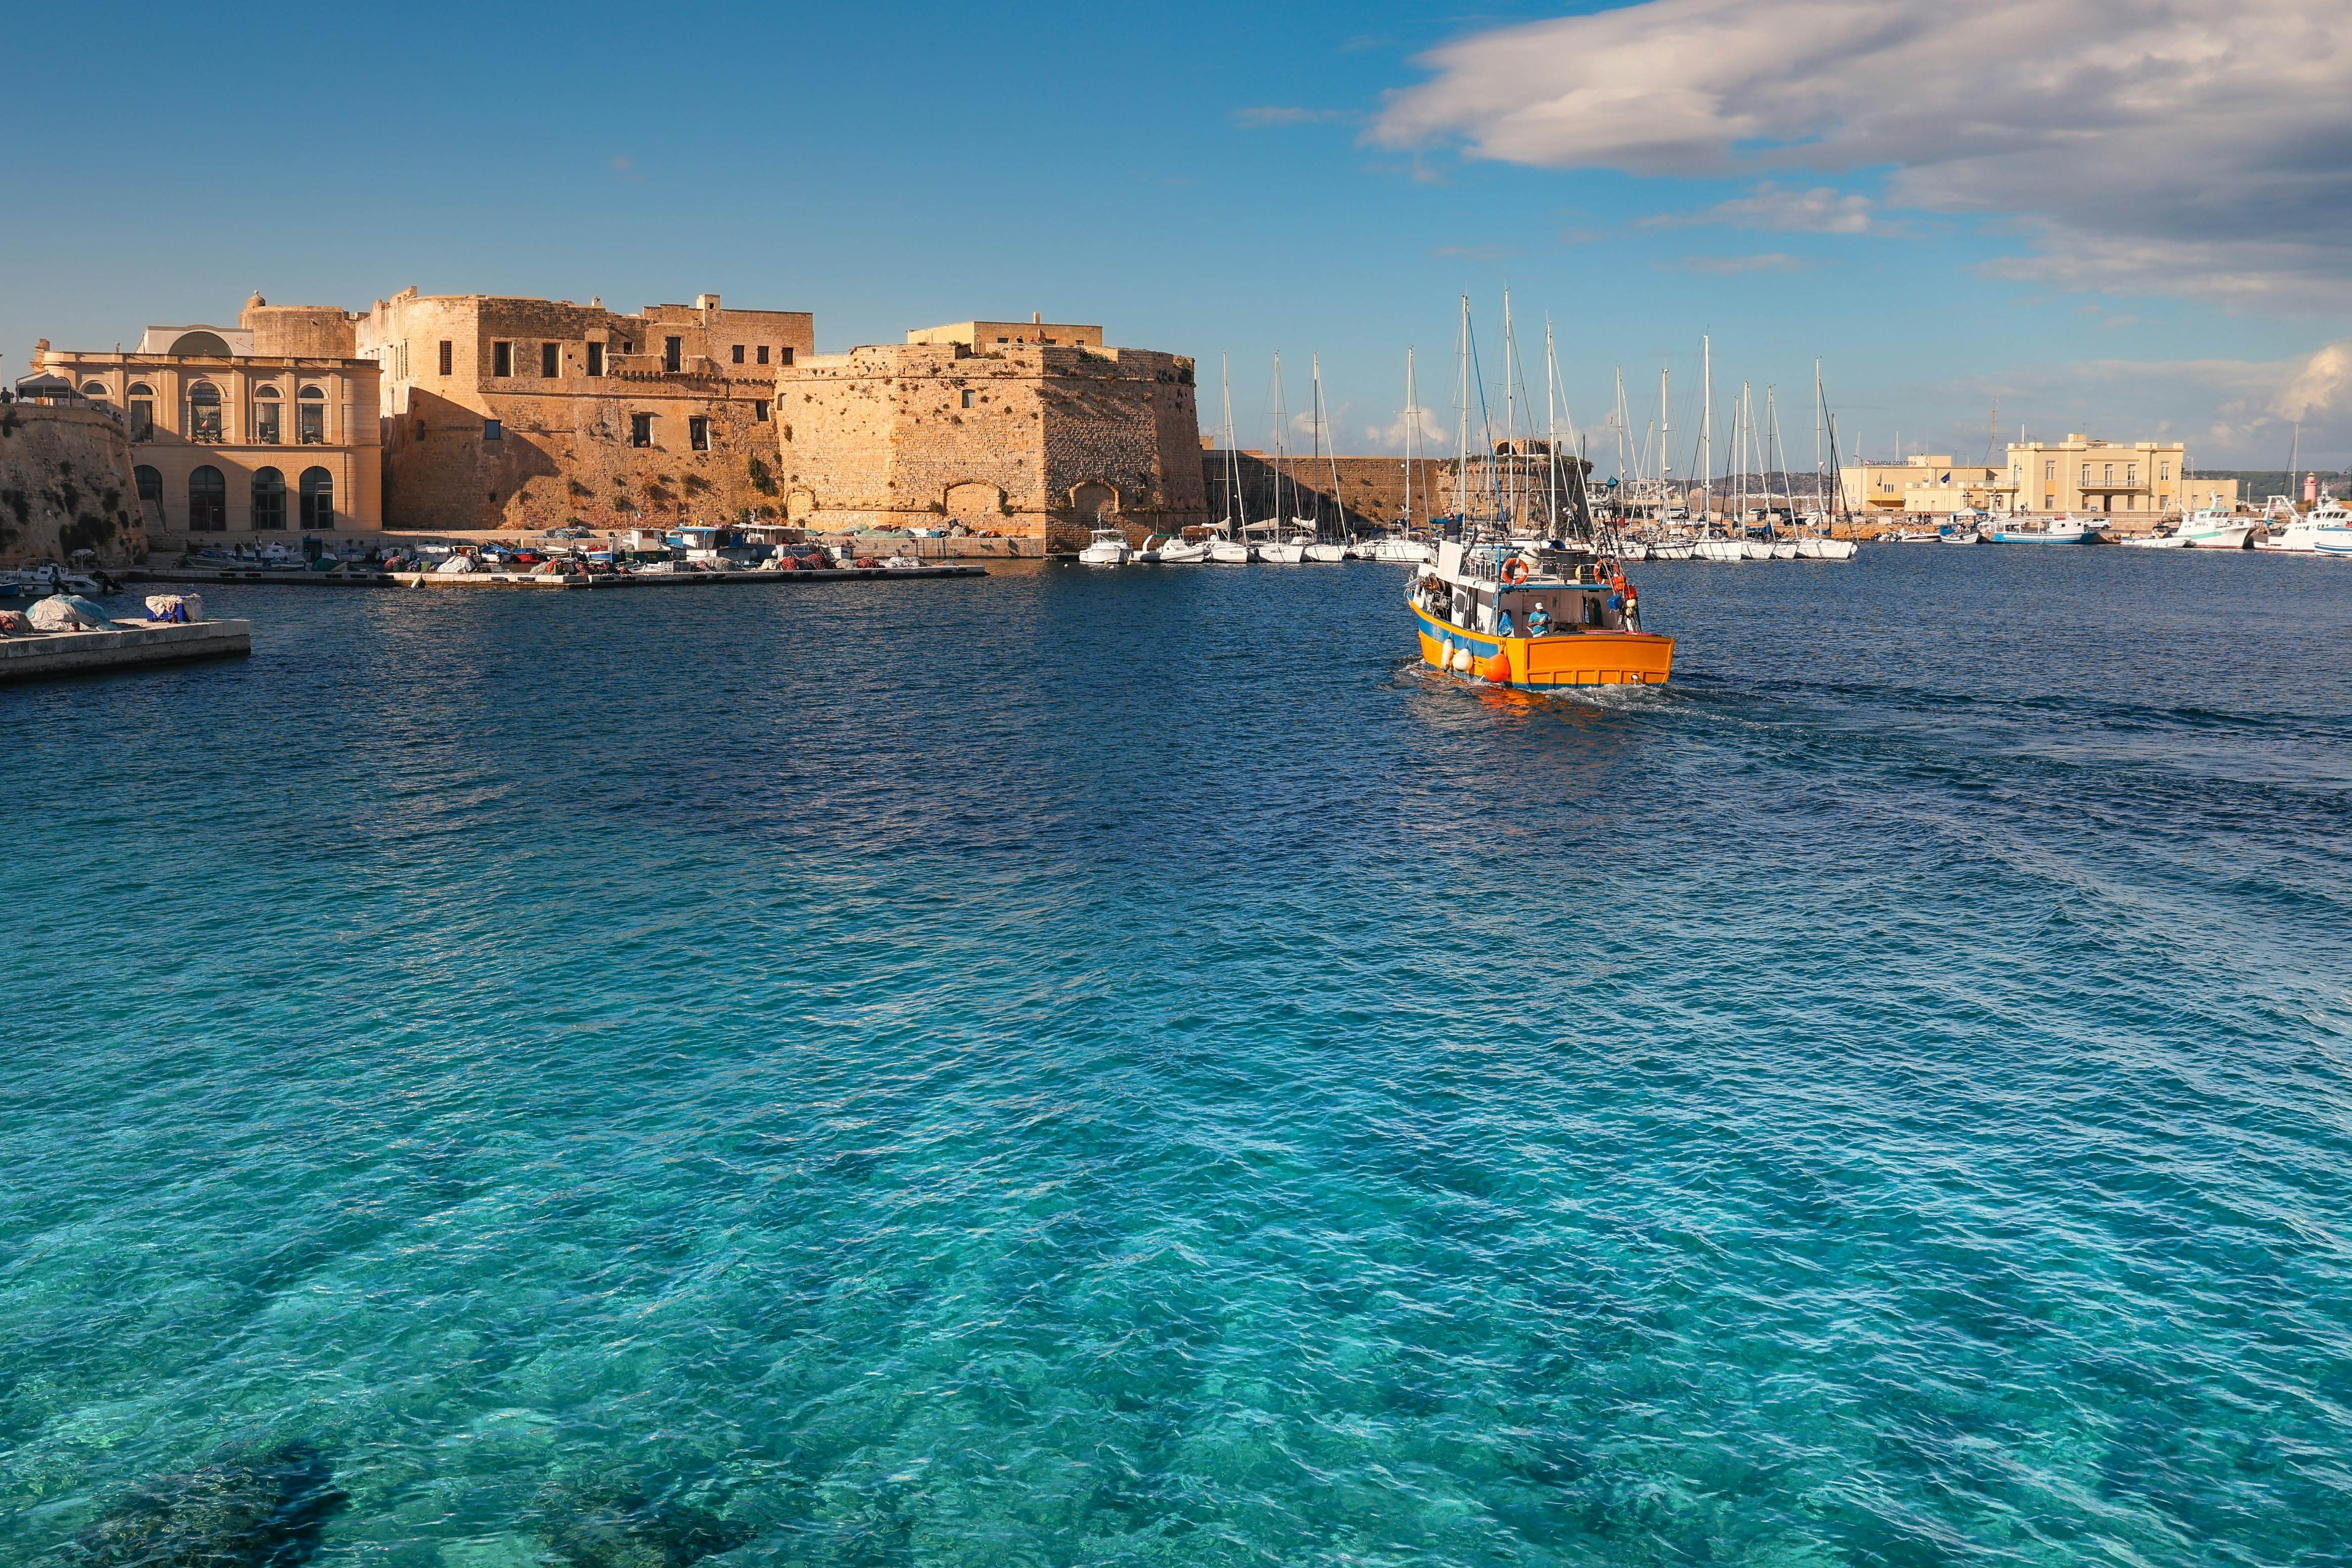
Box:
[1367, 348, 1437, 564]
[1209, 357, 1254, 562]
[1303, 355, 1350, 561]
[1258, 354, 1308, 562]
[1796, 361, 1859, 558]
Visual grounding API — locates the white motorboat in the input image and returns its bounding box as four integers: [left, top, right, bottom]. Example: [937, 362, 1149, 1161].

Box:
[2122, 510, 2255, 549]
[1940, 529, 1981, 545]
[1988, 517, 2104, 544]
[1157, 536, 1209, 563]
[1130, 536, 1164, 564]
[1077, 527, 1130, 566]
[2253, 500, 2352, 554]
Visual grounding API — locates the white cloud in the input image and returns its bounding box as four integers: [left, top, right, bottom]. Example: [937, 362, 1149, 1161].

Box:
[1917, 340, 2352, 465]
[1365, 404, 1449, 453]
[1373, 0, 2352, 309]
[2271, 340, 2352, 423]
[1645, 182, 1874, 234]
[1662, 252, 1815, 274]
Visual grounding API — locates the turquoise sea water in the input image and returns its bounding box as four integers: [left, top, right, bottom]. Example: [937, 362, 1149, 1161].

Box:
[5, 549, 2350, 1566]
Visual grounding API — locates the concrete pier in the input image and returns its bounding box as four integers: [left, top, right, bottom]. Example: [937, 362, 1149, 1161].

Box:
[0, 618, 251, 683]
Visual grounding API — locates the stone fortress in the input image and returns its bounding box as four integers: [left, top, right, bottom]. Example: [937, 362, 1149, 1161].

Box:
[25, 291, 1206, 554]
[777, 317, 1205, 547]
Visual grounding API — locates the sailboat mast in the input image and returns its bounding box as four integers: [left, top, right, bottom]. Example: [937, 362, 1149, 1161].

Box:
[1545, 319, 1561, 536]
[1456, 297, 1471, 524]
[1232, 352, 1251, 531]
[1315, 353, 1347, 541]
[1502, 291, 1518, 532]
[1701, 333, 1713, 532]
[1403, 347, 1417, 531]
[1270, 352, 1287, 530]
[1813, 358, 1825, 520]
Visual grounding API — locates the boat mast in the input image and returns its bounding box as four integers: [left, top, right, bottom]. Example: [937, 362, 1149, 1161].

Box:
[1456, 297, 1470, 525]
[1315, 353, 1347, 541]
[1545, 319, 1561, 537]
[1813, 357, 1825, 522]
[1221, 355, 1243, 532]
[1701, 333, 1714, 534]
[1403, 347, 1417, 531]
[1502, 290, 1518, 533]
[1273, 352, 1292, 530]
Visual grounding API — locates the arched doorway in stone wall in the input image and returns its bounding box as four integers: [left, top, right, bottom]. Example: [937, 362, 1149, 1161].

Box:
[786, 487, 816, 522]
[1071, 481, 1118, 524]
[944, 482, 1003, 528]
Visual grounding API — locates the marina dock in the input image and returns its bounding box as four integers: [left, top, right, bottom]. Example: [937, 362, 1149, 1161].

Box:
[0, 618, 251, 683]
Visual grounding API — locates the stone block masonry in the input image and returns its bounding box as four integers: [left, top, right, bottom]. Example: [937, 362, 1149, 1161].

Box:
[0, 402, 150, 567]
[777, 340, 1206, 551]
[361, 290, 811, 533]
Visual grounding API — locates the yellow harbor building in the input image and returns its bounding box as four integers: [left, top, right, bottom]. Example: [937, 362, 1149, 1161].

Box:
[1841, 436, 2240, 517]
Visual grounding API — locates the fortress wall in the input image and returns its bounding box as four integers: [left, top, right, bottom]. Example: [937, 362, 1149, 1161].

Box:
[0, 403, 150, 567]
[778, 344, 1203, 546]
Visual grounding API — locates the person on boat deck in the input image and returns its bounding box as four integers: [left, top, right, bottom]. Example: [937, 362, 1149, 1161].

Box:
[1527, 602, 1552, 636]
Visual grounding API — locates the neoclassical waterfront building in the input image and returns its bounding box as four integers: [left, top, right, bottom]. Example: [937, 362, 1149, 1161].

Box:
[34, 295, 382, 537]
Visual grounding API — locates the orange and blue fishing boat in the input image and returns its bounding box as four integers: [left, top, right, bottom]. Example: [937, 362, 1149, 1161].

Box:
[1410, 540, 1673, 690]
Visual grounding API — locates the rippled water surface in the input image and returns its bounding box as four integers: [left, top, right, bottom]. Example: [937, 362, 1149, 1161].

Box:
[6, 549, 2351, 1566]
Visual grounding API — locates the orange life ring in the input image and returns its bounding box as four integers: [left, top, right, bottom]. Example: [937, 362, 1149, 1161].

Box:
[1503, 558, 1529, 585]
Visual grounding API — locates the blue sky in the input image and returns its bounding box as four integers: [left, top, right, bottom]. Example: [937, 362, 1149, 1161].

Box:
[7, 1, 2344, 469]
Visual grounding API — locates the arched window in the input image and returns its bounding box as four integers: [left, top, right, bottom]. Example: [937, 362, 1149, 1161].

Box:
[297, 385, 326, 444]
[167, 330, 233, 357]
[127, 382, 155, 440]
[188, 381, 223, 443]
[251, 467, 286, 530]
[134, 466, 162, 503]
[80, 380, 109, 403]
[253, 385, 282, 445]
[189, 465, 227, 531]
[298, 467, 334, 530]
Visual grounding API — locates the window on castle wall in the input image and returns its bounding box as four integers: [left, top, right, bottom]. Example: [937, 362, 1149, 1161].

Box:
[542, 343, 561, 378]
[757, 346, 769, 365]
[439, 340, 453, 376]
[731, 345, 745, 365]
[484, 420, 503, 442]
[587, 343, 604, 377]
[778, 347, 793, 366]
[754, 401, 768, 423]
[961, 390, 975, 408]
[631, 414, 653, 447]
[664, 338, 682, 373]
[689, 416, 709, 451]
[493, 342, 512, 378]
